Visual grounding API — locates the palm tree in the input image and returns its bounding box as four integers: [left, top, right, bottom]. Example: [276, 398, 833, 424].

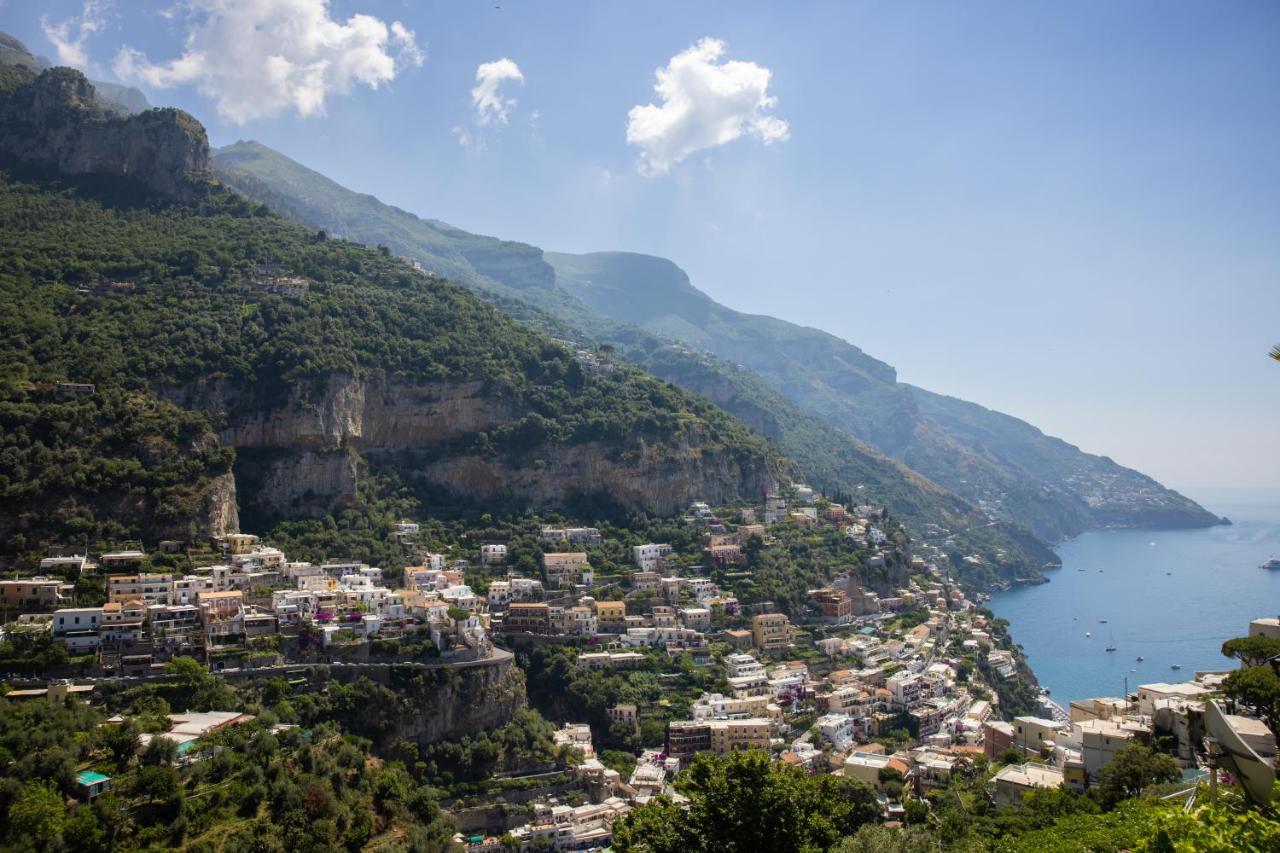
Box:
[1271, 343, 1280, 361]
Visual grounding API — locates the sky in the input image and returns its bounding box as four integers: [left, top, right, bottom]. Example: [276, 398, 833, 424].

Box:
[7, 0, 1280, 495]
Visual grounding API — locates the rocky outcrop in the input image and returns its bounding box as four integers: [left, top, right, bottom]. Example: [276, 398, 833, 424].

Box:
[0, 67, 210, 199]
[164, 372, 773, 523]
[201, 472, 240, 538]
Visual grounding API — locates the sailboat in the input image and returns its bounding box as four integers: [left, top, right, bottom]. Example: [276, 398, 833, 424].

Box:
[1105, 630, 1117, 652]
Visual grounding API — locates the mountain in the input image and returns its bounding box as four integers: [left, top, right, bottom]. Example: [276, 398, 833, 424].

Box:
[0, 69, 782, 560]
[0, 31, 150, 115]
[214, 140, 555, 292]
[212, 143, 1067, 586]
[213, 138, 1218, 547]
[546, 252, 1222, 541]
[0, 67, 208, 200]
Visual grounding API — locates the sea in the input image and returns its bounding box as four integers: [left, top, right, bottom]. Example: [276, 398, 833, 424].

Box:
[988, 487, 1280, 708]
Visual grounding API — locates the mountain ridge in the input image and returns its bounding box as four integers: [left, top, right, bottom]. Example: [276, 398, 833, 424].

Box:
[210, 138, 1219, 545]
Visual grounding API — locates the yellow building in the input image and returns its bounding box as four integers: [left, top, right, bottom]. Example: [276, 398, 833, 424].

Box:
[752, 612, 793, 651]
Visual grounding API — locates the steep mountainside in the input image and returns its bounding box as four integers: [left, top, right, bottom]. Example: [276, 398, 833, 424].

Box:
[547, 252, 1222, 541]
[214, 140, 555, 291]
[210, 141, 1060, 583]
[0, 73, 782, 559]
[212, 137, 1218, 546]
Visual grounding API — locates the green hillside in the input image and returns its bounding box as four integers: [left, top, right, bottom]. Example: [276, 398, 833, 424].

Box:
[0, 65, 786, 557]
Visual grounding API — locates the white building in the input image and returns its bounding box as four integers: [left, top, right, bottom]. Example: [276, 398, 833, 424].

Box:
[633, 543, 673, 570]
[480, 544, 508, 565]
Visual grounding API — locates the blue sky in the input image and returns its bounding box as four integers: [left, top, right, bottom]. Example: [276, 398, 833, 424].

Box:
[8, 0, 1280, 494]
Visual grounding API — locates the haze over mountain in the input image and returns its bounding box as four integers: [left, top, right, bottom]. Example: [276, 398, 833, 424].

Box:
[210, 139, 1221, 546]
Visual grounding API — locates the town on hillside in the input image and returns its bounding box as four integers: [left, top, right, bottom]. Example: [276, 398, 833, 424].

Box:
[0, 484, 1274, 850]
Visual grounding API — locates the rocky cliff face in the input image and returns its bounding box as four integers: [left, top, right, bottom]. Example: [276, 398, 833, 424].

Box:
[0, 68, 210, 199]
[163, 372, 772, 522]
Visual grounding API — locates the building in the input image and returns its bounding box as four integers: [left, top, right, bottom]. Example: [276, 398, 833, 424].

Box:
[810, 587, 852, 621]
[1076, 718, 1141, 781]
[99, 551, 146, 571]
[52, 607, 104, 650]
[989, 763, 1065, 807]
[665, 721, 712, 761]
[817, 713, 857, 751]
[707, 544, 743, 567]
[633, 543, 672, 571]
[1249, 617, 1280, 641]
[542, 552, 590, 588]
[591, 600, 627, 633]
[752, 612, 793, 651]
[844, 752, 911, 792]
[479, 544, 507, 565]
[983, 720, 1016, 760]
[196, 590, 244, 644]
[0, 576, 70, 609]
[75, 770, 111, 800]
[1135, 682, 1213, 716]
[1012, 716, 1063, 756]
[107, 573, 173, 606]
[708, 718, 772, 754]
[540, 527, 602, 545]
[504, 603, 550, 634]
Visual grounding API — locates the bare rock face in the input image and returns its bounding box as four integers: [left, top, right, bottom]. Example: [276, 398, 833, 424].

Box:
[164, 372, 774, 522]
[0, 67, 210, 199]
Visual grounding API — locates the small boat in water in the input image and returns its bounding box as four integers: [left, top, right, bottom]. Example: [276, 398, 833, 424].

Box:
[1261, 558, 1280, 571]
[1171, 663, 1182, 670]
[1137, 656, 1145, 662]
[1099, 619, 1108, 624]
[1085, 632, 1092, 637]
[1105, 645, 1116, 652]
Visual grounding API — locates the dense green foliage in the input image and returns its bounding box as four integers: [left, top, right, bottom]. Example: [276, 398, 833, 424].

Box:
[611, 750, 882, 853]
[0, 161, 778, 553]
[0, 385, 233, 555]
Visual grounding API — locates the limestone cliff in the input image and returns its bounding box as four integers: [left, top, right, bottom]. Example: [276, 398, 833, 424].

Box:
[0, 67, 210, 199]
[162, 372, 775, 523]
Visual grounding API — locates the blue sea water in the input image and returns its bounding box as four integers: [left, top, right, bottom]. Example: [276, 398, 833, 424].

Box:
[989, 487, 1280, 707]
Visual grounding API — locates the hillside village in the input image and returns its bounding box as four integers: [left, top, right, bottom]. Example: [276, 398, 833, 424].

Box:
[2, 483, 1273, 851]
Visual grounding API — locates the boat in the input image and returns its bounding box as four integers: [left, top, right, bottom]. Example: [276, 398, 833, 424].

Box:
[1261, 558, 1280, 570]
[1099, 619, 1108, 624]
[1137, 656, 1145, 662]
[1105, 630, 1116, 652]
[1085, 632, 1092, 637]
[1171, 663, 1182, 670]
[1105, 645, 1117, 652]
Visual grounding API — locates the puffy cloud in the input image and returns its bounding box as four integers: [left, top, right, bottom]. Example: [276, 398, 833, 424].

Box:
[42, 0, 111, 69]
[471, 57, 523, 125]
[626, 37, 789, 175]
[113, 0, 424, 124]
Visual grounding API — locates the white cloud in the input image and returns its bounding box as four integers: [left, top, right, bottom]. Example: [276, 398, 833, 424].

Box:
[113, 0, 424, 124]
[42, 0, 111, 69]
[626, 37, 789, 175]
[471, 57, 523, 125]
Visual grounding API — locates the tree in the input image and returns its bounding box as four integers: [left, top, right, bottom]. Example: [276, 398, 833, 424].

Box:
[1221, 635, 1280, 670]
[1222, 664, 1280, 732]
[100, 719, 141, 771]
[609, 796, 690, 852]
[6, 780, 66, 849]
[1095, 743, 1179, 808]
[612, 750, 880, 853]
[831, 825, 936, 853]
[1271, 343, 1280, 361]
[140, 734, 180, 766]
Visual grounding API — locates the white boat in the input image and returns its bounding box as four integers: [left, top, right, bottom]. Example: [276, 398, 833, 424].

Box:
[1261, 558, 1280, 571]
[1085, 632, 1091, 637]
[1171, 663, 1182, 670]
